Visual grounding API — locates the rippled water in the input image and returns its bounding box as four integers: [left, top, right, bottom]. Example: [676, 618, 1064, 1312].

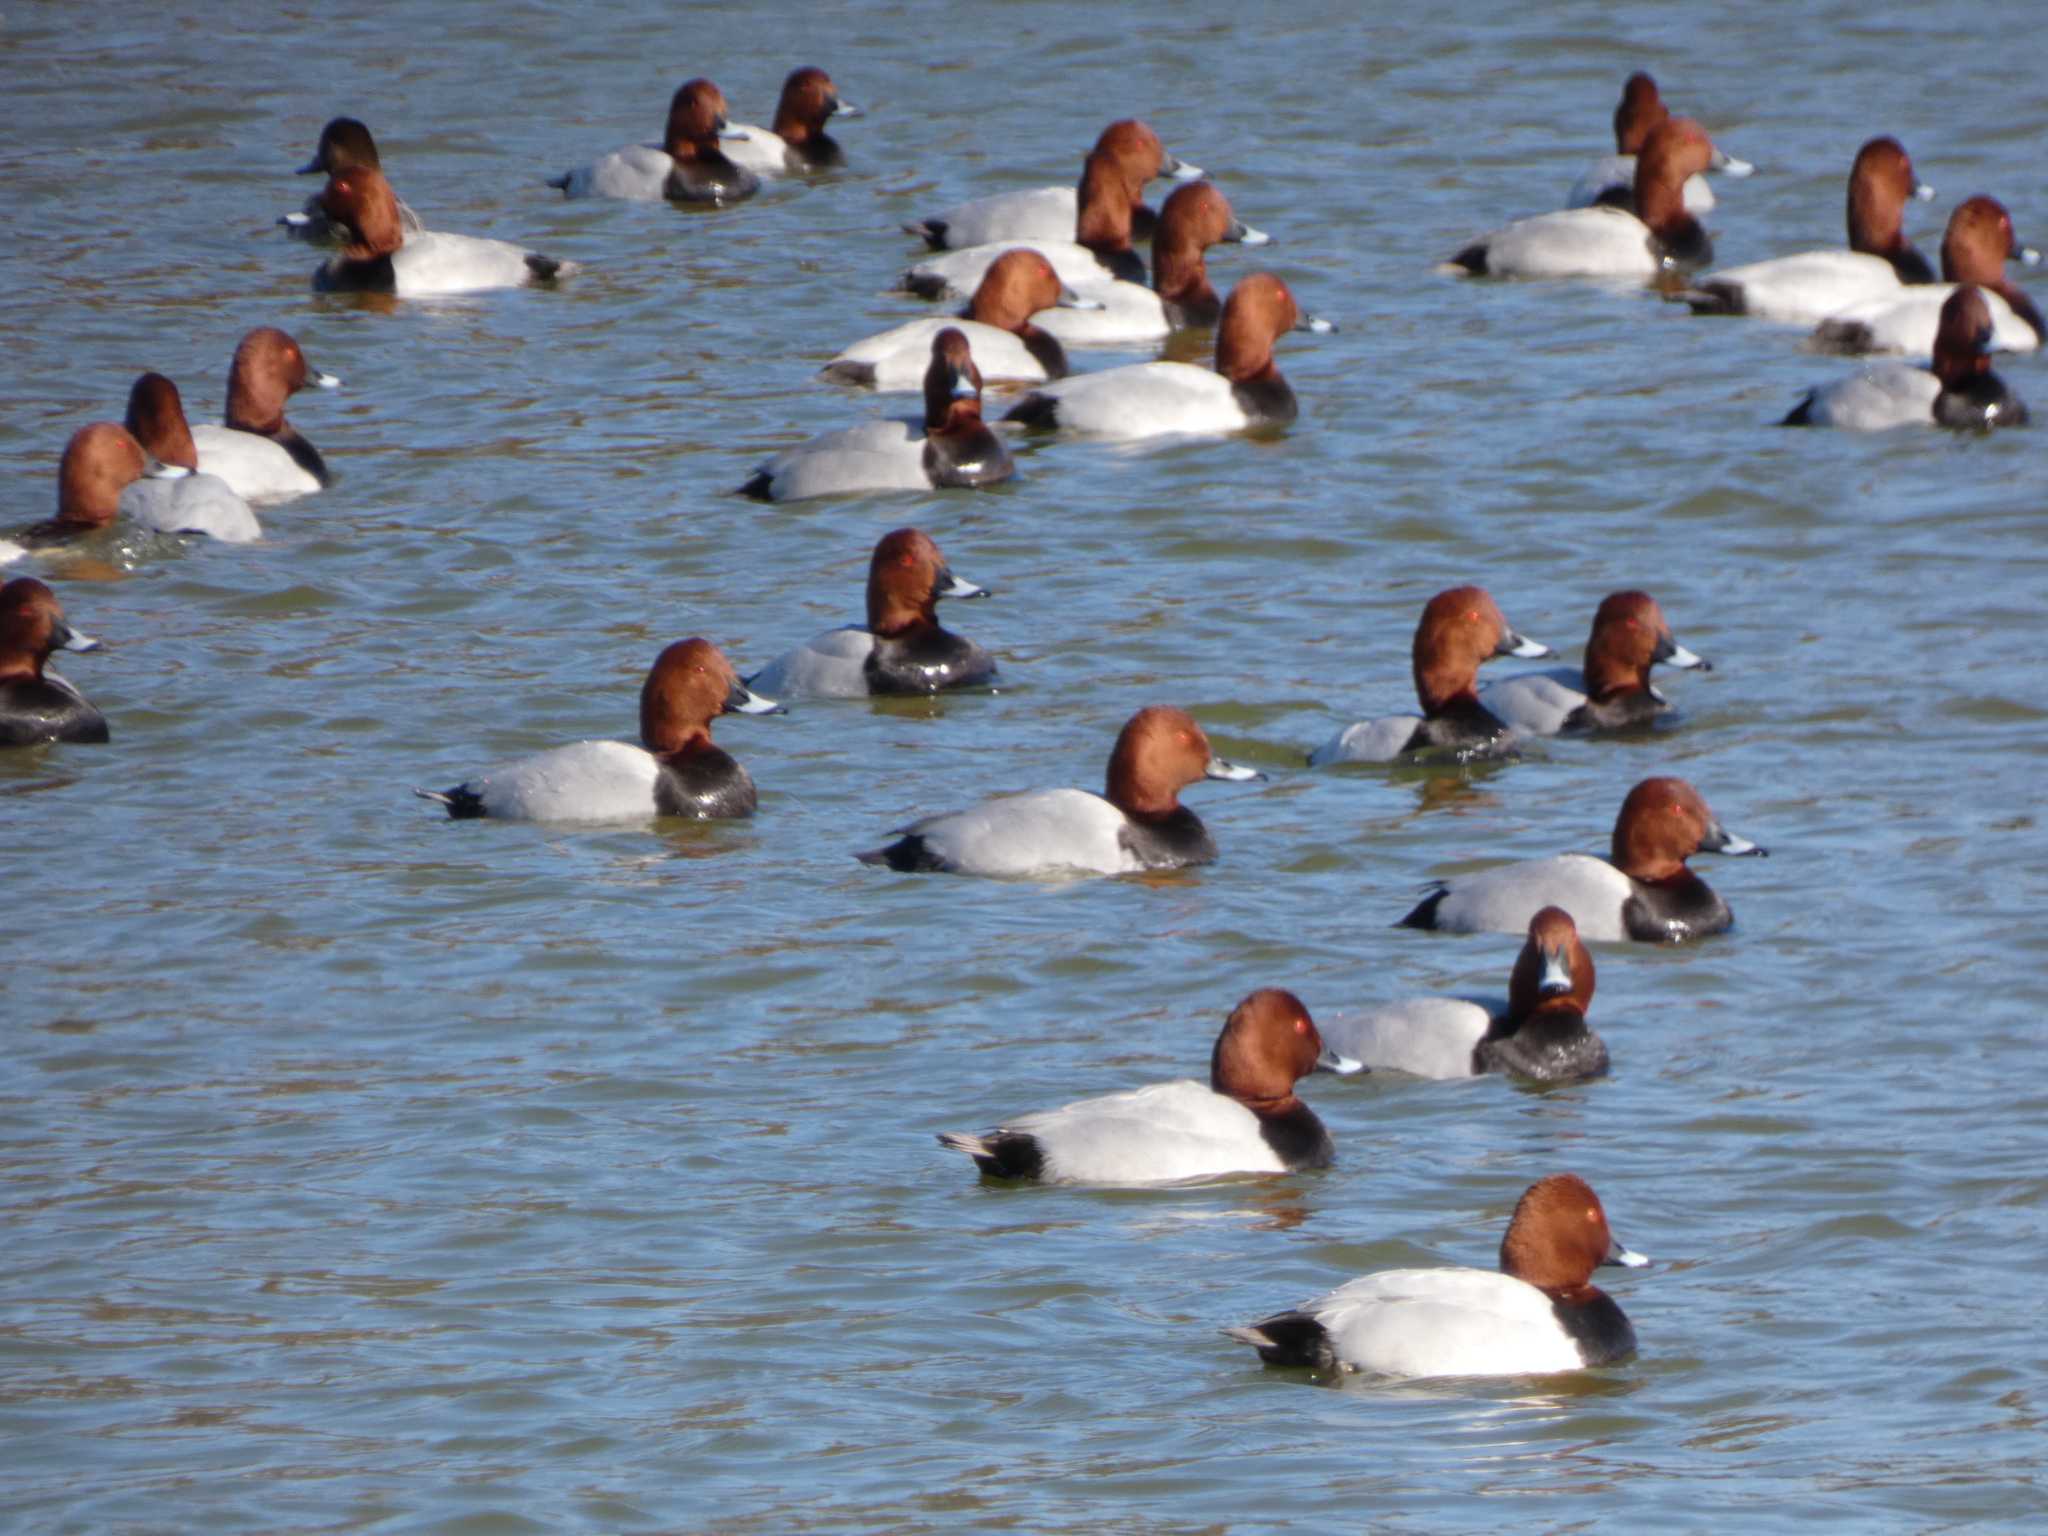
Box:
[6, 2, 2048, 1530]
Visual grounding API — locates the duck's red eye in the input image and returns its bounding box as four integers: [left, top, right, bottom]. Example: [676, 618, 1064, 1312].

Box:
[1294, 1017, 1308, 1034]
[1586, 1208, 1599, 1224]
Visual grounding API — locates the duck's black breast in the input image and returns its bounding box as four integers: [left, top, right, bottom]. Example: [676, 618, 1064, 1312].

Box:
[1621, 871, 1732, 942]
[1552, 1292, 1636, 1366]
[865, 629, 996, 695]
[1115, 806, 1216, 870]
[0, 676, 108, 746]
[1407, 699, 1518, 762]
[923, 426, 1014, 488]
[653, 748, 757, 819]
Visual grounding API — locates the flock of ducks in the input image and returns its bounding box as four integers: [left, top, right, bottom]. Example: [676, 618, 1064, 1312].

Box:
[1, 63, 2017, 1382]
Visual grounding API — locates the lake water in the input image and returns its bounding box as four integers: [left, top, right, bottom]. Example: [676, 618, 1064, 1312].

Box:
[5, 1, 2047, 1530]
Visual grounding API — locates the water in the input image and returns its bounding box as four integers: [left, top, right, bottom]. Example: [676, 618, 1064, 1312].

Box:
[5, 1, 2047, 1530]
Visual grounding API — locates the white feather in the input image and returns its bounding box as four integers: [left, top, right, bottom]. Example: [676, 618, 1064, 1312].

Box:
[1460, 205, 1660, 279]
[753, 418, 936, 501]
[905, 241, 1127, 302]
[825, 317, 1051, 390]
[1792, 365, 1942, 430]
[119, 474, 261, 543]
[1816, 283, 2040, 355]
[749, 626, 878, 698]
[454, 739, 662, 823]
[1566, 156, 1715, 213]
[1318, 997, 1496, 1079]
[1018, 362, 1247, 439]
[188, 424, 321, 503]
[1308, 714, 1422, 766]
[996, 1079, 1285, 1184]
[1297, 1267, 1588, 1377]
[897, 787, 1136, 877]
[1424, 853, 1636, 941]
[921, 187, 1077, 248]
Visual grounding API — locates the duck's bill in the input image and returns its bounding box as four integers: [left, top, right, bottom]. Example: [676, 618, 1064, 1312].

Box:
[279, 211, 313, 229]
[1700, 824, 1766, 858]
[1227, 218, 1271, 247]
[937, 569, 991, 600]
[2016, 245, 2043, 267]
[1656, 637, 1711, 671]
[1914, 181, 1937, 203]
[56, 622, 99, 653]
[144, 460, 193, 482]
[727, 682, 787, 716]
[311, 370, 342, 389]
[1296, 313, 1337, 334]
[1602, 1239, 1651, 1269]
[831, 100, 862, 119]
[1163, 154, 1204, 182]
[1315, 1047, 1364, 1076]
[1497, 629, 1553, 659]
[1055, 284, 1106, 311]
[1203, 756, 1265, 783]
[1710, 149, 1754, 178]
[1538, 949, 1573, 996]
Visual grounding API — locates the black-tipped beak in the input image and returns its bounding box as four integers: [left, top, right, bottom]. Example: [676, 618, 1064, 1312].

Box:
[1651, 633, 1712, 671]
[55, 620, 99, 654]
[936, 567, 990, 601]
[831, 97, 861, 119]
[725, 680, 786, 716]
[1602, 1236, 1650, 1268]
[1537, 947, 1573, 998]
[1699, 821, 1765, 858]
[1496, 628, 1553, 660]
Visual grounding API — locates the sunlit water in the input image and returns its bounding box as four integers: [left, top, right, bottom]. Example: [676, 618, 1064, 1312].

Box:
[5, 1, 2047, 1530]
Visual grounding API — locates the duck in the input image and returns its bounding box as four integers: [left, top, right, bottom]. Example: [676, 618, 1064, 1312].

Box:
[1034, 180, 1271, 347]
[0, 576, 107, 747]
[722, 66, 858, 175]
[749, 527, 994, 698]
[1785, 284, 2028, 431]
[821, 249, 1090, 390]
[1676, 136, 1935, 324]
[549, 78, 759, 204]
[1567, 71, 1750, 214]
[284, 116, 424, 241]
[1224, 1173, 1647, 1377]
[858, 705, 1261, 877]
[1400, 775, 1766, 942]
[899, 132, 1158, 300]
[905, 118, 1202, 250]
[1812, 194, 2044, 354]
[1308, 586, 1551, 765]
[16, 423, 243, 550]
[417, 638, 784, 822]
[1321, 907, 1606, 1082]
[1479, 590, 1709, 737]
[744, 329, 1013, 501]
[1448, 116, 1715, 279]
[173, 328, 337, 502]
[937, 987, 1360, 1184]
[1004, 273, 1331, 439]
[312, 168, 573, 295]
[115, 375, 261, 542]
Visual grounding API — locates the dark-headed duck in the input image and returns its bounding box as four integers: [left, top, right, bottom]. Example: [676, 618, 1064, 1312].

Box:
[859, 704, 1263, 877]
[938, 987, 1360, 1183]
[1322, 907, 1608, 1082]
[549, 77, 759, 205]
[745, 328, 1013, 501]
[1482, 590, 1710, 736]
[1452, 116, 1717, 278]
[750, 527, 995, 698]
[823, 248, 1093, 390]
[1227, 1173, 1647, 1376]
[1005, 272, 1333, 438]
[1310, 586, 1552, 764]
[1401, 775, 1766, 942]
[0, 577, 107, 747]
[418, 638, 784, 822]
